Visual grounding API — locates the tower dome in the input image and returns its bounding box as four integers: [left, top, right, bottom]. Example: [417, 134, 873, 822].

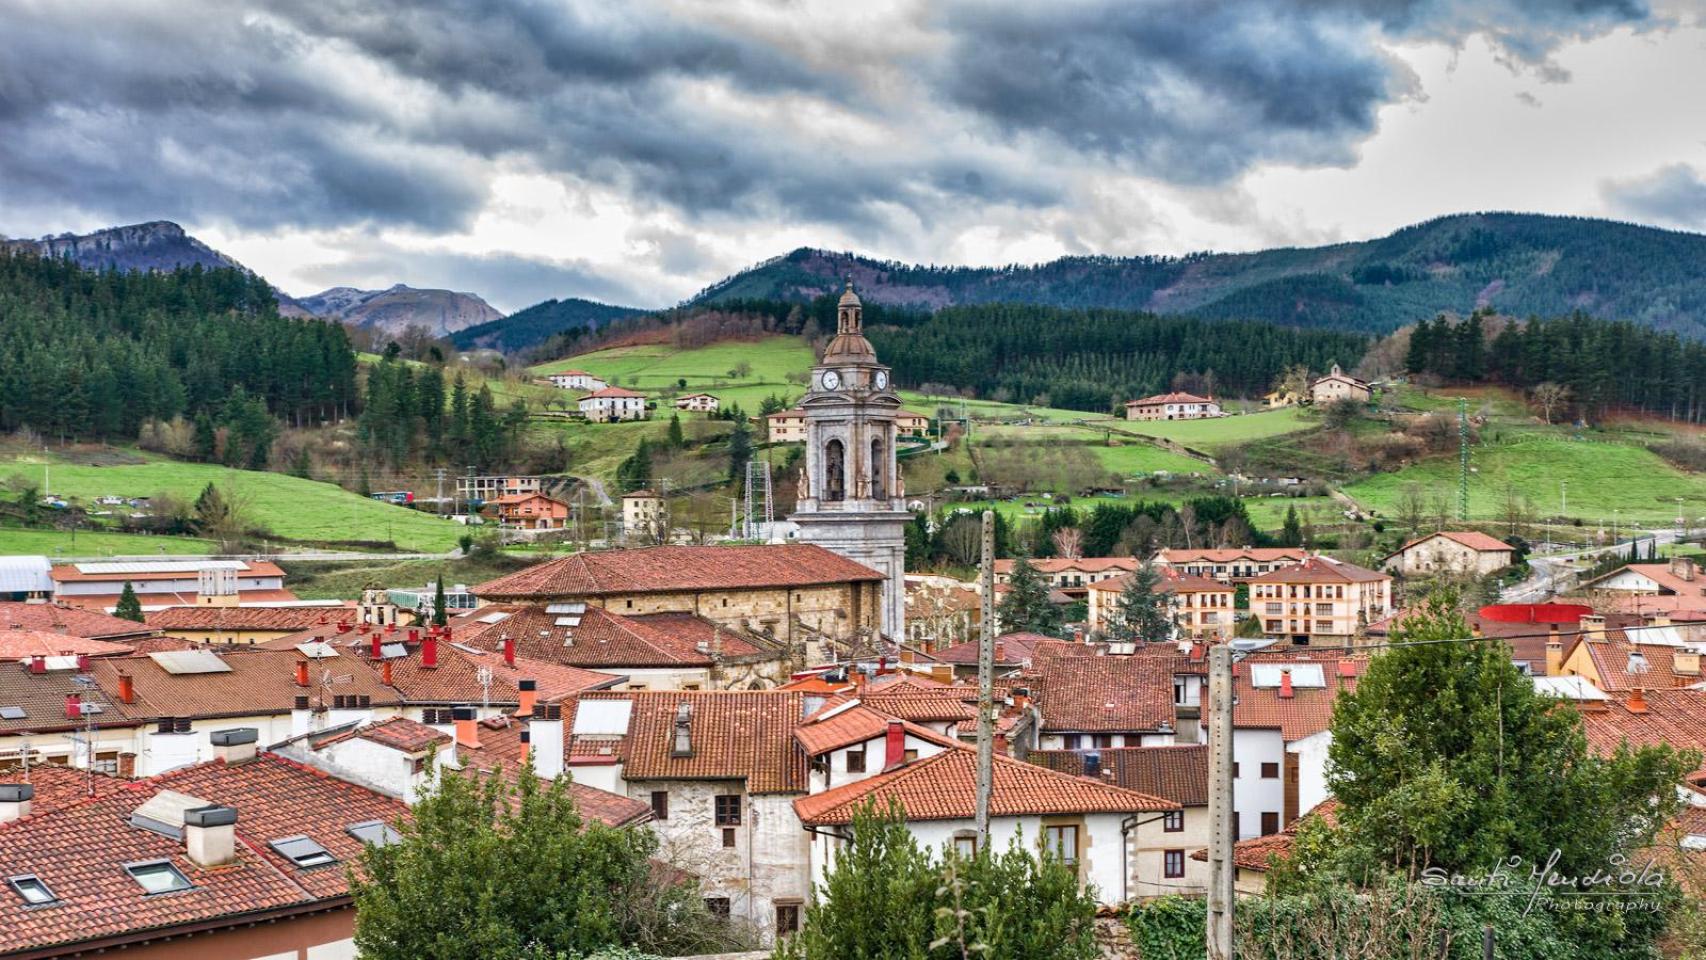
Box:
[823, 279, 878, 364]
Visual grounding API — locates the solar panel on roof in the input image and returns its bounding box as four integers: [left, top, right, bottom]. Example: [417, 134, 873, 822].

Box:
[554, 616, 582, 627]
[572, 699, 633, 736]
[295, 641, 338, 659]
[1249, 663, 1326, 688]
[147, 649, 233, 675]
[380, 643, 407, 659]
[545, 601, 586, 615]
[476, 611, 512, 624]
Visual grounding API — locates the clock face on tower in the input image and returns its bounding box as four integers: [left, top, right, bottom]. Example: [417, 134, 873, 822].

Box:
[821, 370, 841, 390]
[875, 371, 888, 390]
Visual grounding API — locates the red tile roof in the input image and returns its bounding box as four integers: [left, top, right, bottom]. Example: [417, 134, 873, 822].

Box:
[0, 753, 408, 956]
[1031, 656, 1178, 733]
[0, 602, 158, 640]
[145, 605, 348, 633]
[1028, 745, 1210, 807]
[1086, 567, 1228, 594]
[0, 662, 147, 735]
[1391, 531, 1515, 555]
[57, 588, 303, 611]
[931, 633, 1076, 666]
[572, 690, 811, 794]
[794, 747, 1177, 825]
[858, 692, 977, 724]
[582, 386, 647, 399]
[5, 764, 130, 814]
[1584, 562, 1706, 597]
[1126, 392, 1216, 406]
[355, 716, 450, 753]
[1191, 801, 1340, 871]
[1568, 635, 1694, 692]
[85, 648, 402, 721]
[0, 629, 134, 659]
[455, 715, 654, 828]
[457, 606, 761, 668]
[50, 561, 287, 583]
[1250, 556, 1390, 585]
[1153, 548, 1307, 566]
[1580, 688, 1706, 781]
[993, 557, 1141, 575]
[1229, 656, 1366, 740]
[474, 544, 883, 600]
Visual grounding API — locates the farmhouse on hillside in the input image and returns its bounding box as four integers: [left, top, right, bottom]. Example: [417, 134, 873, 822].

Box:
[490, 492, 571, 529]
[1124, 392, 1222, 421]
[1382, 530, 1515, 577]
[672, 392, 719, 412]
[766, 408, 809, 443]
[579, 386, 649, 422]
[547, 369, 608, 391]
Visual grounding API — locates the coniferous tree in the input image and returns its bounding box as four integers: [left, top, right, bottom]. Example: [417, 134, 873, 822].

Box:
[1280, 506, 1303, 548]
[431, 578, 448, 627]
[666, 413, 685, 449]
[114, 581, 144, 623]
[726, 420, 753, 484]
[1104, 563, 1174, 643]
[995, 556, 1063, 637]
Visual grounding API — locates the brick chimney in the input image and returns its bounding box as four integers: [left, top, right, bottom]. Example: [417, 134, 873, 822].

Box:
[183, 805, 238, 868]
[64, 693, 81, 719]
[27, 656, 44, 675]
[531, 703, 565, 780]
[294, 659, 310, 688]
[452, 706, 479, 748]
[1627, 688, 1649, 715]
[210, 727, 259, 765]
[517, 678, 537, 717]
[1674, 649, 1701, 679]
[503, 637, 517, 668]
[370, 633, 383, 660]
[422, 632, 439, 669]
[671, 702, 693, 758]
[884, 719, 906, 769]
[1582, 616, 1607, 642]
[1278, 669, 1294, 700]
[116, 672, 135, 705]
[994, 641, 1006, 663]
[1671, 557, 1697, 582]
[518, 728, 531, 767]
[381, 659, 394, 686]
[0, 784, 32, 823]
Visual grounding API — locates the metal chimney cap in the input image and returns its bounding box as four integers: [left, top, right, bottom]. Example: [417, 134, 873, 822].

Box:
[183, 804, 238, 827]
[0, 784, 34, 803]
[209, 728, 258, 747]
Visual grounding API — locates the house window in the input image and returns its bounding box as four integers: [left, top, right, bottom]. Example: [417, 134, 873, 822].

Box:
[845, 750, 866, 773]
[1261, 812, 1280, 836]
[1043, 825, 1079, 865]
[776, 902, 801, 936]
[1162, 811, 1184, 832]
[125, 860, 192, 895]
[1164, 850, 1186, 878]
[1260, 762, 1279, 779]
[1061, 734, 1081, 750]
[1093, 734, 1113, 749]
[650, 791, 669, 821]
[953, 834, 978, 858]
[7, 874, 56, 906]
[705, 897, 731, 919]
[903, 749, 918, 763]
[714, 794, 742, 826]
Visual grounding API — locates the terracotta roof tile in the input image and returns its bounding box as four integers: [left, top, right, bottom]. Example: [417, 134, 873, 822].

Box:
[355, 716, 450, 753]
[0, 662, 147, 735]
[1153, 548, 1307, 566]
[573, 690, 811, 794]
[1029, 745, 1209, 807]
[0, 630, 134, 659]
[931, 633, 1074, 666]
[794, 748, 1177, 825]
[1573, 636, 1693, 692]
[1126, 392, 1216, 406]
[145, 606, 350, 633]
[1229, 655, 1366, 740]
[1250, 556, 1390, 585]
[456, 606, 761, 668]
[49, 561, 286, 583]
[5, 764, 130, 814]
[85, 648, 402, 721]
[1391, 531, 1514, 555]
[1031, 656, 1178, 733]
[1583, 563, 1706, 597]
[0, 753, 407, 955]
[474, 544, 882, 600]
[1086, 568, 1228, 594]
[858, 692, 977, 724]
[1580, 688, 1706, 781]
[993, 557, 1141, 575]
[0, 602, 157, 640]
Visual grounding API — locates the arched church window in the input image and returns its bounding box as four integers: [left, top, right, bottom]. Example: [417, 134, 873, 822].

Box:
[824, 439, 845, 502]
[870, 437, 885, 500]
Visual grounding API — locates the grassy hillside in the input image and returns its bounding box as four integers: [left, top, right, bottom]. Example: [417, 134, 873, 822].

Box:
[535, 336, 814, 411]
[0, 452, 463, 552]
[697, 213, 1706, 336]
[0, 527, 215, 558]
[1346, 437, 1706, 526]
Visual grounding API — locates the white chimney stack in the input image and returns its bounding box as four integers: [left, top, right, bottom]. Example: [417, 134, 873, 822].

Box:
[183, 804, 238, 868]
[531, 703, 564, 781]
[0, 784, 33, 823]
[210, 727, 259, 765]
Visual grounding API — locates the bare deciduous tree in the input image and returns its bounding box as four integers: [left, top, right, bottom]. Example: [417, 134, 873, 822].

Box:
[1531, 382, 1571, 424]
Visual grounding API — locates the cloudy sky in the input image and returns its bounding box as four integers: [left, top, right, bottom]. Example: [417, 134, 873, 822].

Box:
[3, 0, 1705, 312]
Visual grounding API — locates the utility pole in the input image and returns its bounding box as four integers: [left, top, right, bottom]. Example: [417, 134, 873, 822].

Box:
[1206, 644, 1235, 960]
[1457, 396, 1469, 522]
[975, 510, 996, 846]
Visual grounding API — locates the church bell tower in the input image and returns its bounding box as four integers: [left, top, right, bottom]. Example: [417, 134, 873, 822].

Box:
[790, 280, 908, 639]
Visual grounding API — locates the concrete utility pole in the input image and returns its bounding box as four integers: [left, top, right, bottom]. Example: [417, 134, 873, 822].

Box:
[1206, 643, 1235, 960]
[975, 509, 996, 846]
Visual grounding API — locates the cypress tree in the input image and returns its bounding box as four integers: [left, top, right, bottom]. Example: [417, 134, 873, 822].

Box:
[114, 581, 144, 623]
[431, 578, 448, 627]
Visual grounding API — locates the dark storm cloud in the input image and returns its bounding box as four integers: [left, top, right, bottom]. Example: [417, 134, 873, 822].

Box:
[1602, 164, 1706, 230]
[927, 0, 1653, 183]
[0, 0, 1658, 240]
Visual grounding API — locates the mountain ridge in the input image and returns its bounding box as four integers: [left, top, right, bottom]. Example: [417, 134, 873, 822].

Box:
[691, 212, 1706, 337]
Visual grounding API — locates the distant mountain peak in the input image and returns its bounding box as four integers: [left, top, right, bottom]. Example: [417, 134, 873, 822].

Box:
[298, 284, 503, 338]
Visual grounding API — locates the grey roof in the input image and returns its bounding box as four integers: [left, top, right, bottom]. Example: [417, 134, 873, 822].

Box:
[0, 557, 51, 595]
